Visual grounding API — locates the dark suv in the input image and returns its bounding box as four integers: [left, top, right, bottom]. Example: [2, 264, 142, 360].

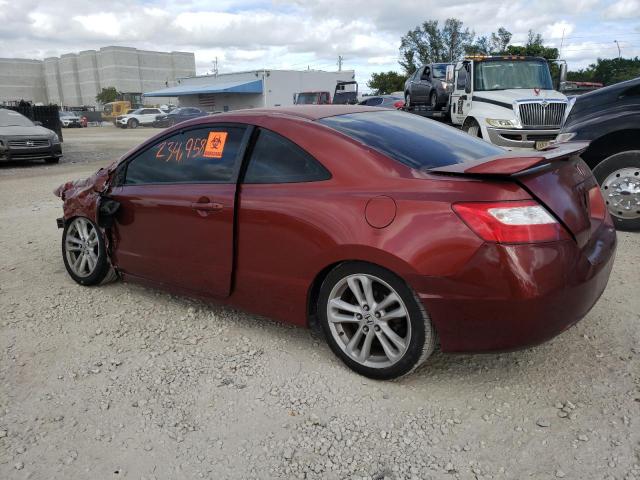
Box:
[404, 63, 453, 110]
[557, 77, 640, 231]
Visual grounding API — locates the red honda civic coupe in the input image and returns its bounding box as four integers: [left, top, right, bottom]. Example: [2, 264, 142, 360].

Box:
[55, 106, 616, 379]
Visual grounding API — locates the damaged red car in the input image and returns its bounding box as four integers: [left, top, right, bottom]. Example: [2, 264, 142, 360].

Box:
[55, 106, 616, 379]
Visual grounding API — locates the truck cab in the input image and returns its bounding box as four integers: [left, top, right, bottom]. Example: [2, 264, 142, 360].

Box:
[449, 56, 569, 150]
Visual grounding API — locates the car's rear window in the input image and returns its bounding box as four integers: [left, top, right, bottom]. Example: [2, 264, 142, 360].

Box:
[318, 110, 504, 169]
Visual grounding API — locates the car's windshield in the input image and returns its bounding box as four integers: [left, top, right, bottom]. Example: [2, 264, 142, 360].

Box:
[474, 60, 553, 91]
[319, 110, 503, 169]
[296, 93, 321, 105]
[131, 109, 144, 114]
[60, 111, 78, 118]
[170, 108, 186, 115]
[432, 64, 448, 78]
[0, 109, 34, 127]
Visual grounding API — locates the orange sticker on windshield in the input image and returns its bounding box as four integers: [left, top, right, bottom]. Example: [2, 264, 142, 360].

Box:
[203, 131, 227, 158]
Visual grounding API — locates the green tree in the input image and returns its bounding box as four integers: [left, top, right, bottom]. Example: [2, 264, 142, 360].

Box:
[367, 71, 407, 94]
[505, 30, 558, 60]
[567, 57, 640, 85]
[399, 18, 474, 74]
[490, 27, 512, 53]
[96, 87, 120, 104]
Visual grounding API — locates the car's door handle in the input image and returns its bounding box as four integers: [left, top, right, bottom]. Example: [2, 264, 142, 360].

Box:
[190, 202, 223, 212]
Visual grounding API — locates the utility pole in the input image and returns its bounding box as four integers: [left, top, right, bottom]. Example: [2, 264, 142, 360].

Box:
[212, 57, 219, 77]
[559, 29, 565, 58]
[337, 55, 343, 72]
[614, 40, 621, 59]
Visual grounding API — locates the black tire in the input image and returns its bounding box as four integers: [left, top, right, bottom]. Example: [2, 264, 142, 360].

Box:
[405, 93, 412, 109]
[128, 119, 139, 129]
[318, 261, 436, 380]
[45, 157, 60, 164]
[463, 119, 482, 139]
[429, 91, 438, 110]
[592, 150, 640, 231]
[62, 217, 112, 286]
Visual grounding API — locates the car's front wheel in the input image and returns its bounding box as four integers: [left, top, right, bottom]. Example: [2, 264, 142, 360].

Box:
[128, 119, 139, 129]
[62, 217, 112, 285]
[593, 150, 640, 231]
[429, 91, 438, 110]
[318, 262, 436, 379]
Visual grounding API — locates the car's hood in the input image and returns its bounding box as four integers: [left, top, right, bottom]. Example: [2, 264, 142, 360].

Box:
[473, 89, 567, 104]
[0, 125, 54, 137]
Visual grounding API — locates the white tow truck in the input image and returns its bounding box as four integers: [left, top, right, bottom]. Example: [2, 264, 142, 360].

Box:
[413, 56, 570, 150]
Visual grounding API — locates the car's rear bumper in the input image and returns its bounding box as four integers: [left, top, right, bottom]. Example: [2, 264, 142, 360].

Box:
[411, 223, 617, 352]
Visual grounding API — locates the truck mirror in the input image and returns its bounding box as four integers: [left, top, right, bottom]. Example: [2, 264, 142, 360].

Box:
[560, 62, 567, 85]
[445, 65, 454, 83]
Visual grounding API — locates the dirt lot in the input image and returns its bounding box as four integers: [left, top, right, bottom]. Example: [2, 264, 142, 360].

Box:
[1, 126, 639, 480]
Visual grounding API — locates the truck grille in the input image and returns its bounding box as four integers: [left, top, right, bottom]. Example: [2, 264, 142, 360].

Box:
[518, 101, 567, 128]
[8, 139, 50, 148]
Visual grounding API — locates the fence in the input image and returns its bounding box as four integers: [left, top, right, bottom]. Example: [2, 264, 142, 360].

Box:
[5, 105, 63, 142]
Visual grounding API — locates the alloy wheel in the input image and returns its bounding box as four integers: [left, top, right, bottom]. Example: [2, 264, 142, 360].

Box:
[601, 167, 640, 220]
[64, 217, 100, 277]
[327, 274, 411, 368]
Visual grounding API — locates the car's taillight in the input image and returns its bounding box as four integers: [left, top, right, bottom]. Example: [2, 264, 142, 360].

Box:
[393, 101, 405, 109]
[453, 200, 570, 243]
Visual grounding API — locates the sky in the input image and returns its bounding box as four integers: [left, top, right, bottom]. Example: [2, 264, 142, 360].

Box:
[0, 0, 638, 89]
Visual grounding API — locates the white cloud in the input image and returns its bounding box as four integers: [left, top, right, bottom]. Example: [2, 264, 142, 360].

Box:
[0, 1, 638, 87]
[605, 0, 640, 19]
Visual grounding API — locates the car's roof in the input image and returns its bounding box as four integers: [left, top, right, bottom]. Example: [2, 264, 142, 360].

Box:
[208, 105, 384, 121]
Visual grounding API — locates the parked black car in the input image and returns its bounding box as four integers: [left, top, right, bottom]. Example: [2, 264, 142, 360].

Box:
[0, 109, 62, 164]
[558, 77, 640, 231]
[358, 95, 404, 109]
[154, 107, 208, 128]
[404, 63, 453, 110]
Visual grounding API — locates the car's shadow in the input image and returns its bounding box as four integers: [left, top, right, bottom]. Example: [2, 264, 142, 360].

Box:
[98, 279, 592, 390]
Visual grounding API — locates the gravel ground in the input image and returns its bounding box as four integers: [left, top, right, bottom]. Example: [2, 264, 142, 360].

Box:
[1, 127, 639, 480]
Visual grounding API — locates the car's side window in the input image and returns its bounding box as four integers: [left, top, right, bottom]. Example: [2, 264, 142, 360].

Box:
[125, 126, 246, 185]
[243, 129, 330, 184]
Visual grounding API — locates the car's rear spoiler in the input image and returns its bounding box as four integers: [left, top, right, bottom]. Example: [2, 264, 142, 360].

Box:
[429, 141, 589, 177]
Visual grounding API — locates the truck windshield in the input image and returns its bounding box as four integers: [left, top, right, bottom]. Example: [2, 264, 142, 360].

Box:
[296, 93, 321, 105]
[474, 60, 553, 91]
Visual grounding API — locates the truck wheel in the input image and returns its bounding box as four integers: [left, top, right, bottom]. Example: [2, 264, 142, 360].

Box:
[592, 150, 640, 231]
[318, 261, 437, 379]
[128, 119, 139, 129]
[463, 119, 482, 139]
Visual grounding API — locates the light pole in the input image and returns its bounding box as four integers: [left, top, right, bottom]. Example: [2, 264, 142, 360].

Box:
[614, 40, 621, 59]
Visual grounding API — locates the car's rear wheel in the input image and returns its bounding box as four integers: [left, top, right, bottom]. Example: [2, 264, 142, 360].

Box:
[128, 119, 139, 129]
[593, 150, 640, 231]
[318, 262, 436, 379]
[62, 217, 112, 285]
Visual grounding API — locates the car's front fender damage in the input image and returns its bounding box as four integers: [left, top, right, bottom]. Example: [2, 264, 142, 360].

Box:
[54, 163, 120, 259]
